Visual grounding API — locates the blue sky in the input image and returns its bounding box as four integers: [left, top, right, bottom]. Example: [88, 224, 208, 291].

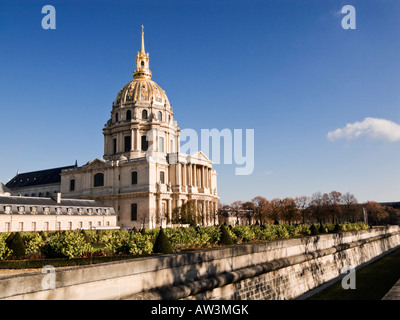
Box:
[0, 0, 399, 204]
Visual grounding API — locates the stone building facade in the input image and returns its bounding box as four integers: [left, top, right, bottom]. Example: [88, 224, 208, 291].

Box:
[5, 28, 219, 230]
[0, 191, 117, 233]
[60, 28, 218, 229]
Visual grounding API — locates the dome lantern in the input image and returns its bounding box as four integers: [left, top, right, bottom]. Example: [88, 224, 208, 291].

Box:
[133, 25, 152, 80]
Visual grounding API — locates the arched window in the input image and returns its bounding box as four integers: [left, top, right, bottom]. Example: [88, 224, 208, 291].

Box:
[94, 173, 104, 187]
[142, 109, 148, 120]
[115, 112, 119, 123]
[141, 61, 145, 68]
[126, 110, 132, 121]
[157, 111, 162, 121]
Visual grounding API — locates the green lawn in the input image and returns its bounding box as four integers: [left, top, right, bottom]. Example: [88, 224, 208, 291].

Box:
[309, 247, 400, 300]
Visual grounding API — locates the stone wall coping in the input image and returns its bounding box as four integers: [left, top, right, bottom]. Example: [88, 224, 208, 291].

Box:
[0, 225, 398, 299]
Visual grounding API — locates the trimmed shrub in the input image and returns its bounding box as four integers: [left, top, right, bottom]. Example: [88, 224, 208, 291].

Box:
[252, 225, 276, 241]
[232, 226, 255, 243]
[0, 233, 12, 260]
[333, 223, 342, 233]
[41, 231, 93, 259]
[318, 224, 327, 234]
[6, 232, 25, 259]
[310, 224, 319, 236]
[22, 232, 45, 255]
[274, 225, 290, 239]
[153, 228, 174, 254]
[80, 229, 91, 244]
[219, 225, 234, 246]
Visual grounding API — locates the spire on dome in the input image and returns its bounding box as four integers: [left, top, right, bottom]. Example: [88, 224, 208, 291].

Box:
[140, 25, 145, 54]
[133, 25, 152, 80]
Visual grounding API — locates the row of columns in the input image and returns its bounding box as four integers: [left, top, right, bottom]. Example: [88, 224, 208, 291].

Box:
[107, 128, 178, 155]
[180, 163, 212, 189]
[155, 197, 217, 227]
[193, 199, 217, 225]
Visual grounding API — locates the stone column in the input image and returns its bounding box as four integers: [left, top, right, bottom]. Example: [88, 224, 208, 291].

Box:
[193, 165, 197, 187]
[168, 199, 172, 227]
[130, 129, 134, 151]
[135, 128, 140, 151]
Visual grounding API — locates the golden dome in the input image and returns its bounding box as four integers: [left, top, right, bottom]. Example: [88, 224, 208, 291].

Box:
[113, 26, 170, 108]
[114, 78, 170, 107]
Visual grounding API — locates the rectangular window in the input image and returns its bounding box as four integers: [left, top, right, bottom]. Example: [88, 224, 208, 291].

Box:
[159, 137, 164, 152]
[113, 138, 117, 154]
[124, 136, 131, 152]
[131, 171, 138, 185]
[70, 179, 75, 192]
[131, 203, 138, 221]
[141, 135, 148, 151]
[160, 171, 165, 184]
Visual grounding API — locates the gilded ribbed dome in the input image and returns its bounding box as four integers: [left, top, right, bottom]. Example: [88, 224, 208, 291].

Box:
[114, 78, 170, 107]
[113, 26, 170, 108]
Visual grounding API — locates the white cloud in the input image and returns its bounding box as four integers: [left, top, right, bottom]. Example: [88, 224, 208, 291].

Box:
[327, 117, 400, 142]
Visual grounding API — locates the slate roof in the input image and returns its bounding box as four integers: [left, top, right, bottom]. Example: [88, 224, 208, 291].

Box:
[0, 195, 108, 208]
[0, 183, 11, 194]
[5, 165, 75, 189]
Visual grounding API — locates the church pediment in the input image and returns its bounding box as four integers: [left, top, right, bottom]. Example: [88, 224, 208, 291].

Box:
[83, 158, 109, 170]
[190, 151, 212, 163]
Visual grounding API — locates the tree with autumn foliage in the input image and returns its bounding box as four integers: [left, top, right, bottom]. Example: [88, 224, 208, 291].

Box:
[251, 196, 269, 225]
[280, 198, 301, 225]
[365, 201, 388, 225]
[268, 198, 282, 224]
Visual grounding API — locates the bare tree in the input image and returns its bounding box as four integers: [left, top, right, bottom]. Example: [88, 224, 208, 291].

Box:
[328, 191, 342, 223]
[342, 192, 360, 222]
[294, 196, 310, 224]
[231, 200, 243, 225]
[310, 192, 327, 224]
[242, 201, 256, 225]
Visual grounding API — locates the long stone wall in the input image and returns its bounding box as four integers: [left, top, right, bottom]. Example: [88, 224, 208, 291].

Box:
[1, 226, 399, 300]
